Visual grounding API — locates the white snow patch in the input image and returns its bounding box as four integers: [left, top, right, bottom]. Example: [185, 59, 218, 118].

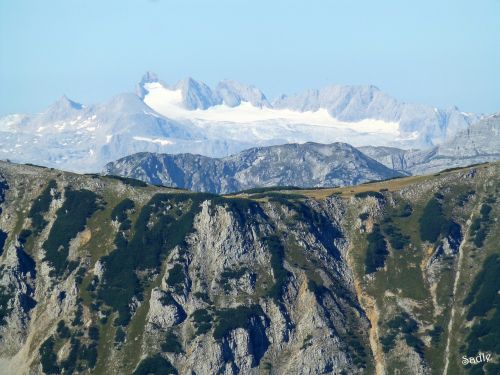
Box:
[143, 82, 400, 136]
[133, 136, 174, 146]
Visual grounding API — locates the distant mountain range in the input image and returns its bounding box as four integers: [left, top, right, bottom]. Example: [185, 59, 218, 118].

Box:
[0, 72, 482, 172]
[103, 142, 403, 193]
[360, 113, 500, 174]
[104, 114, 500, 193]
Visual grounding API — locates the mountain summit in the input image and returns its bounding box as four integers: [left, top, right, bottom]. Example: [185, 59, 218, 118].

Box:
[0, 73, 490, 172]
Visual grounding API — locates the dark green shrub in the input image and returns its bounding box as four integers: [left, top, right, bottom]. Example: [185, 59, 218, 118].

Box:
[57, 320, 70, 339]
[220, 267, 248, 280]
[0, 285, 14, 326]
[75, 267, 86, 285]
[456, 190, 475, 207]
[166, 264, 185, 293]
[114, 327, 126, 345]
[399, 203, 413, 217]
[464, 255, 500, 318]
[480, 204, 492, 216]
[159, 292, 177, 306]
[0, 230, 7, 256]
[133, 354, 178, 375]
[358, 213, 369, 221]
[111, 198, 135, 232]
[473, 229, 488, 247]
[0, 180, 8, 215]
[192, 309, 212, 335]
[72, 304, 83, 326]
[469, 202, 493, 248]
[88, 325, 99, 341]
[382, 221, 410, 251]
[263, 235, 290, 301]
[233, 186, 303, 194]
[29, 180, 56, 233]
[405, 334, 425, 357]
[213, 305, 265, 341]
[364, 225, 388, 274]
[60, 337, 80, 373]
[469, 218, 481, 235]
[106, 175, 148, 187]
[384, 313, 424, 358]
[429, 325, 443, 344]
[381, 332, 397, 352]
[80, 343, 98, 368]
[39, 337, 60, 374]
[161, 331, 183, 353]
[193, 292, 210, 303]
[419, 197, 446, 243]
[18, 229, 32, 245]
[346, 334, 367, 368]
[354, 191, 385, 200]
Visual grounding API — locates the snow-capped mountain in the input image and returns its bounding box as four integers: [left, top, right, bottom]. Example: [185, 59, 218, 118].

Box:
[0, 72, 482, 172]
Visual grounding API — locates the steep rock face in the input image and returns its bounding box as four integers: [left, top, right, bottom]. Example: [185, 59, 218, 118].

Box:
[175, 78, 223, 110]
[216, 80, 271, 108]
[103, 142, 403, 193]
[272, 85, 478, 143]
[360, 113, 500, 174]
[0, 161, 498, 375]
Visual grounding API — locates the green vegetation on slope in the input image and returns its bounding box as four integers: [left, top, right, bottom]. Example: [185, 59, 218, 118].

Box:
[0, 229, 7, 256]
[469, 198, 495, 248]
[160, 331, 183, 354]
[364, 224, 388, 274]
[463, 255, 500, 375]
[0, 283, 14, 326]
[419, 193, 457, 243]
[110, 198, 135, 231]
[99, 194, 203, 326]
[133, 354, 178, 375]
[381, 313, 425, 359]
[263, 235, 290, 301]
[191, 308, 212, 336]
[28, 179, 57, 234]
[213, 305, 266, 341]
[43, 189, 101, 277]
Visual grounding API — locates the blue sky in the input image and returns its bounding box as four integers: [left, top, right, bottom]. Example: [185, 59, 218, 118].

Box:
[0, 0, 499, 115]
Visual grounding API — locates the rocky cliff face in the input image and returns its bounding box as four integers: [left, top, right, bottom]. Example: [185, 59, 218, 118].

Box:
[0, 161, 498, 374]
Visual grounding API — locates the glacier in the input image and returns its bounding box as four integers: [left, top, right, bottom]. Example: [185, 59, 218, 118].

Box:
[0, 72, 482, 172]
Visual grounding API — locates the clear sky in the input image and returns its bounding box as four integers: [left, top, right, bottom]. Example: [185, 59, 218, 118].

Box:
[0, 0, 499, 116]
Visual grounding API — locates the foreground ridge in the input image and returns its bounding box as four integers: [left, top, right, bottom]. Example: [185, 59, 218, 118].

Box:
[0, 161, 498, 374]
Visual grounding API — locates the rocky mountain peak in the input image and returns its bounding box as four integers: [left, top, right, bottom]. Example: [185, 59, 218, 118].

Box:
[175, 77, 222, 110]
[216, 80, 270, 108]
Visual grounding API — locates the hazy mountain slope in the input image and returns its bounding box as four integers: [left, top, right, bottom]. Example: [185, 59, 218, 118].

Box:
[272, 85, 477, 143]
[0, 93, 252, 172]
[0, 162, 499, 374]
[0, 73, 483, 172]
[103, 142, 404, 193]
[360, 113, 500, 174]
